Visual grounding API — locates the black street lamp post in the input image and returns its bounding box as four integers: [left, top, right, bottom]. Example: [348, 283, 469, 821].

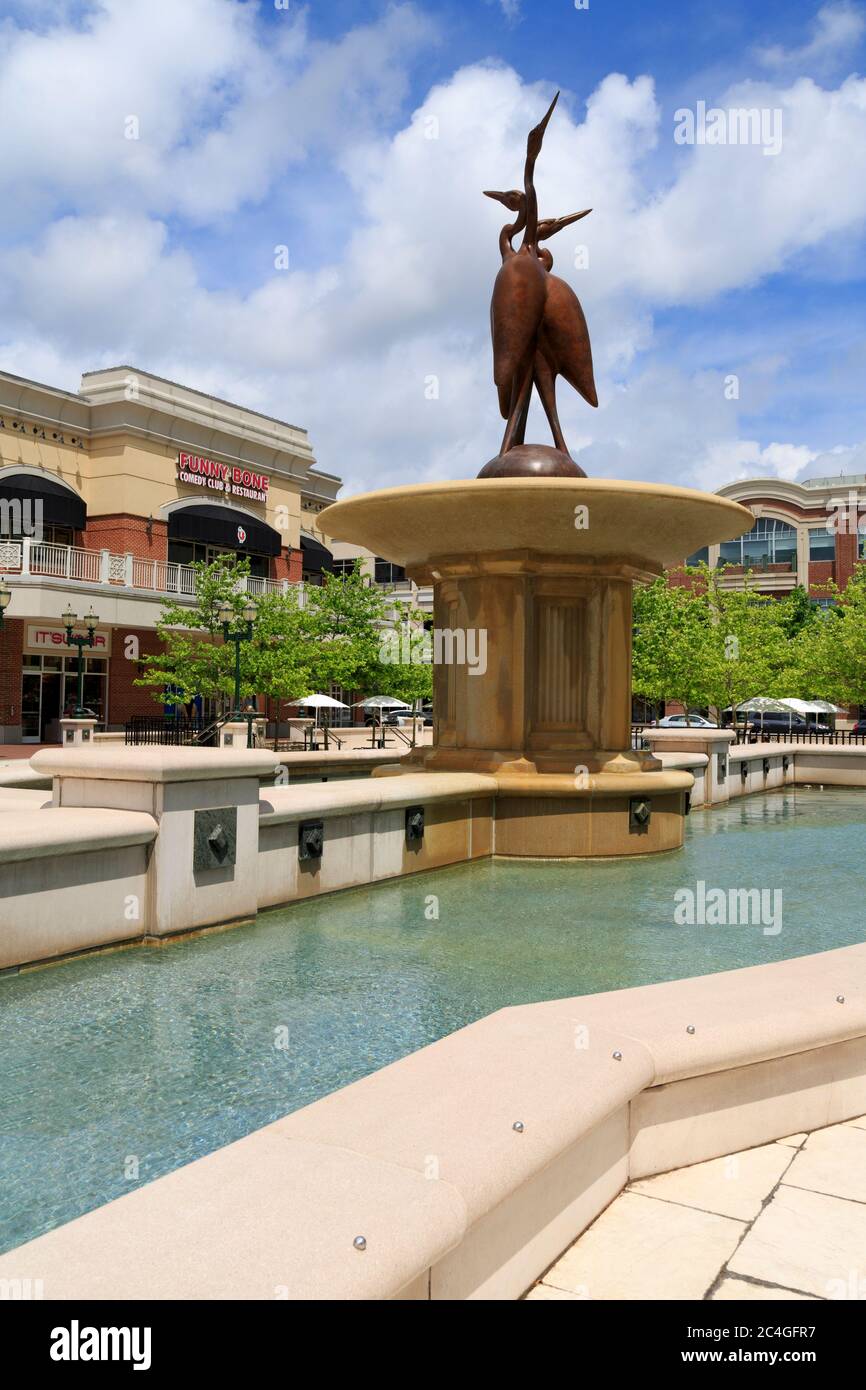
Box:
[217, 597, 257, 746]
[62, 605, 99, 718]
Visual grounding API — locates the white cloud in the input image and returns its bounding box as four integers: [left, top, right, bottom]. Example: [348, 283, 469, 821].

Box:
[0, 0, 435, 225]
[757, 2, 866, 72]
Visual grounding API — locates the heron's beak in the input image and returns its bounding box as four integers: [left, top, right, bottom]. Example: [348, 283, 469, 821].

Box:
[538, 90, 560, 135]
[483, 189, 523, 211]
[555, 208, 592, 231]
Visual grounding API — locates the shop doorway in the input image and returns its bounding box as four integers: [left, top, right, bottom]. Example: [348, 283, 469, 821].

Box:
[21, 666, 62, 742]
[21, 654, 108, 742]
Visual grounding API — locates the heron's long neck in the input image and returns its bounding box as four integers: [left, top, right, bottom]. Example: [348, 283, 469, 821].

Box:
[500, 211, 526, 260]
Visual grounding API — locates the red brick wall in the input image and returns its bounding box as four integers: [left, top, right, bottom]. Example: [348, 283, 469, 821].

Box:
[808, 559, 835, 595]
[0, 618, 23, 727]
[836, 528, 859, 590]
[107, 626, 167, 726]
[273, 547, 302, 583]
[83, 514, 168, 562]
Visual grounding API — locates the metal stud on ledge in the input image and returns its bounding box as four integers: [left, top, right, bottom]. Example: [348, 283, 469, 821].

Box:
[836, 995, 845, 1004]
[353, 1236, 367, 1251]
[512, 1120, 525, 1133]
[686, 1024, 696, 1034]
[612, 1050, 622, 1061]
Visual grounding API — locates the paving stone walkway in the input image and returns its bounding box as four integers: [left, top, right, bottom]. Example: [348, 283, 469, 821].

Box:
[526, 1115, 866, 1301]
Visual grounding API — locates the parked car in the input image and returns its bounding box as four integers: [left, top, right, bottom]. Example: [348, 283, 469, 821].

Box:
[851, 719, 866, 736]
[744, 713, 831, 738]
[657, 714, 718, 728]
[364, 705, 433, 727]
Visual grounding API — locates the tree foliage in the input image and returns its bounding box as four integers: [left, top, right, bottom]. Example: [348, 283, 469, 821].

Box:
[135, 556, 431, 715]
[632, 561, 851, 720]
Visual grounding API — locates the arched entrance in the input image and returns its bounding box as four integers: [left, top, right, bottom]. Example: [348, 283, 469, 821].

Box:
[166, 502, 281, 578]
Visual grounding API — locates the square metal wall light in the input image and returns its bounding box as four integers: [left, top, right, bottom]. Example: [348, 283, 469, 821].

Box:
[405, 806, 424, 843]
[299, 819, 324, 861]
[193, 807, 237, 871]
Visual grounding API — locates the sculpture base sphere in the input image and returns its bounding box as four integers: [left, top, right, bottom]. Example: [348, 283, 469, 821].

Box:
[478, 443, 586, 479]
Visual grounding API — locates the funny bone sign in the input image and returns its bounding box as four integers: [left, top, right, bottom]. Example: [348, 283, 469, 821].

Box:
[177, 452, 269, 504]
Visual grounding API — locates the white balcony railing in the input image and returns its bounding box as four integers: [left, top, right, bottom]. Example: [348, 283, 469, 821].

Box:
[0, 538, 296, 603]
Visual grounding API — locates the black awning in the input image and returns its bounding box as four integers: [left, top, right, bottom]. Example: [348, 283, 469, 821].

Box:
[168, 504, 281, 557]
[300, 535, 335, 574]
[0, 473, 86, 530]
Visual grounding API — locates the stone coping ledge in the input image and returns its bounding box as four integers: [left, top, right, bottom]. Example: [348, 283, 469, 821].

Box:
[642, 728, 737, 744]
[0, 764, 51, 790]
[31, 746, 279, 783]
[260, 772, 497, 823]
[3, 942, 864, 1299]
[728, 741, 795, 759]
[492, 770, 693, 796]
[0, 788, 52, 810]
[651, 751, 708, 769]
[551, 942, 866, 1086]
[0, 807, 157, 864]
[277, 748, 409, 766]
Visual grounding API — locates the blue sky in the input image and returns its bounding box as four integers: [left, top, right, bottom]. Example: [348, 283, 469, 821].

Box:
[0, 0, 864, 494]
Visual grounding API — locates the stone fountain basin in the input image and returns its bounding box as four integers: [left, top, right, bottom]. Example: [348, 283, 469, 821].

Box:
[321, 477, 752, 575]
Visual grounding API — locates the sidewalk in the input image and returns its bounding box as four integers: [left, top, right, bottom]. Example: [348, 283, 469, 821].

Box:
[527, 1116, 866, 1300]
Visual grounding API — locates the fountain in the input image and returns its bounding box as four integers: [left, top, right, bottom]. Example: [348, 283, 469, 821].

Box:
[322, 94, 751, 857]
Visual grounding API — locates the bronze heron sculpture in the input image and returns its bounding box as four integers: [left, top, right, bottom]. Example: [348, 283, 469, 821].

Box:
[481, 93, 597, 477]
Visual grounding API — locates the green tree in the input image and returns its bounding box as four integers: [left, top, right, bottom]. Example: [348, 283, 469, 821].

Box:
[246, 587, 315, 722]
[633, 564, 798, 722]
[363, 612, 433, 706]
[137, 555, 433, 721]
[136, 557, 258, 710]
[303, 563, 390, 693]
[632, 575, 714, 720]
[789, 565, 866, 707]
[696, 566, 792, 721]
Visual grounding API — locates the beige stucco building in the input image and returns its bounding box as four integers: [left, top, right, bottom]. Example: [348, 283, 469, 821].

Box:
[0, 365, 341, 741]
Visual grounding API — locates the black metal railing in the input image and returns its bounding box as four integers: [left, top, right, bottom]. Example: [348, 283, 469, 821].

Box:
[631, 722, 866, 749]
[125, 715, 209, 746]
[732, 728, 866, 746]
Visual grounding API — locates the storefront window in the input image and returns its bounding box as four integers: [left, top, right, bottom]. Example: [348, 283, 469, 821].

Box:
[168, 539, 269, 578]
[21, 653, 107, 741]
[808, 527, 835, 561]
[374, 558, 407, 585]
[717, 520, 796, 571]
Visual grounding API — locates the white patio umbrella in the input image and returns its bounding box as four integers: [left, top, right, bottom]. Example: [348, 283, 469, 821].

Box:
[727, 698, 797, 732]
[729, 698, 795, 713]
[351, 696, 411, 710]
[292, 692, 349, 729]
[781, 698, 842, 716]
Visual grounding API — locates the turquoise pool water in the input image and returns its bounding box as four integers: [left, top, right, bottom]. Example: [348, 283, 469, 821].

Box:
[1, 787, 865, 1254]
